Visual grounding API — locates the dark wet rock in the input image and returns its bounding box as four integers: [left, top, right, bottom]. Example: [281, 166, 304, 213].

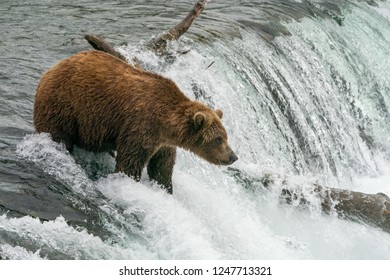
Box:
[0, 156, 112, 240]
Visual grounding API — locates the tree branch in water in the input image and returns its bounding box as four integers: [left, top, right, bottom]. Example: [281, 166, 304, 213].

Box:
[84, 34, 127, 62]
[228, 167, 390, 233]
[147, 0, 207, 53]
[85, 0, 207, 55]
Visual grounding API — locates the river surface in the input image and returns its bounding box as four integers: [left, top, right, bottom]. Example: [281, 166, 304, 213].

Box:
[1, 0, 390, 259]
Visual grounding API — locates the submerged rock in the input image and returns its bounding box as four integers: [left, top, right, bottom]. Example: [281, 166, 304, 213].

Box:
[0, 156, 112, 240]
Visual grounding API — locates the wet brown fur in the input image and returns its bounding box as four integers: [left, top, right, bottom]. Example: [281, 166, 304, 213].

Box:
[34, 50, 237, 193]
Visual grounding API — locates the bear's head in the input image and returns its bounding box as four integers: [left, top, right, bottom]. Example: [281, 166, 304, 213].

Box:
[187, 108, 238, 166]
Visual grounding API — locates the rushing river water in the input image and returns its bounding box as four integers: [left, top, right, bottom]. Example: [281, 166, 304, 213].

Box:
[1, 0, 390, 259]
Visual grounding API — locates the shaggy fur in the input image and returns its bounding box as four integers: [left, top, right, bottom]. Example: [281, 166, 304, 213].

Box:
[34, 50, 237, 193]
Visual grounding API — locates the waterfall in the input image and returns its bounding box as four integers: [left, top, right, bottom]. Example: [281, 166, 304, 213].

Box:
[1, 0, 390, 259]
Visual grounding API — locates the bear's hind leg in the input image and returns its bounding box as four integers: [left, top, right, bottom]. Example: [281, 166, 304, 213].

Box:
[40, 116, 77, 153]
[50, 131, 74, 153]
[147, 147, 176, 194]
[115, 141, 151, 182]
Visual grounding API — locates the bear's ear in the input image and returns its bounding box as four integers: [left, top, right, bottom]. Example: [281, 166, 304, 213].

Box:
[215, 109, 223, 119]
[193, 112, 206, 130]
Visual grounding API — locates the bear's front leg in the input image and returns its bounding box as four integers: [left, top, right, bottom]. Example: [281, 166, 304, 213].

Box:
[147, 147, 176, 194]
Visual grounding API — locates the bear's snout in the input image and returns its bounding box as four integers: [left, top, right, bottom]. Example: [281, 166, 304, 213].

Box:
[228, 152, 238, 164]
[218, 146, 238, 165]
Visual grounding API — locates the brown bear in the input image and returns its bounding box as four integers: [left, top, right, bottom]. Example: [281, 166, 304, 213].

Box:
[33, 50, 237, 193]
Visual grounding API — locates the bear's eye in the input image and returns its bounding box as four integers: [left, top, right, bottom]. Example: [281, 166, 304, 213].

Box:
[215, 136, 223, 145]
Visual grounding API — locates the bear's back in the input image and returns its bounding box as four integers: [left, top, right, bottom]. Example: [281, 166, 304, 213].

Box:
[33, 50, 189, 152]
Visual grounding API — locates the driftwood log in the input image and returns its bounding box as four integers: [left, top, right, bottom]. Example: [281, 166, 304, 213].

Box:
[84, 34, 127, 61]
[83, 0, 390, 234]
[228, 167, 390, 233]
[85, 0, 208, 59]
[146, 0, 207, 53]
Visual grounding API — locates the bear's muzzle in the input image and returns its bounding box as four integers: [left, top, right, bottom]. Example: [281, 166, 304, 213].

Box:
[228, 152, 238, 164]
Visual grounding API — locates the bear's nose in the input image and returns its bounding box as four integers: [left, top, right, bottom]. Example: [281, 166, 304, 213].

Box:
[228, 152, 238, 164]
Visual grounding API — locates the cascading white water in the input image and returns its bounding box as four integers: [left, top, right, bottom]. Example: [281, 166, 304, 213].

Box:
[1, 1, 390, 259]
